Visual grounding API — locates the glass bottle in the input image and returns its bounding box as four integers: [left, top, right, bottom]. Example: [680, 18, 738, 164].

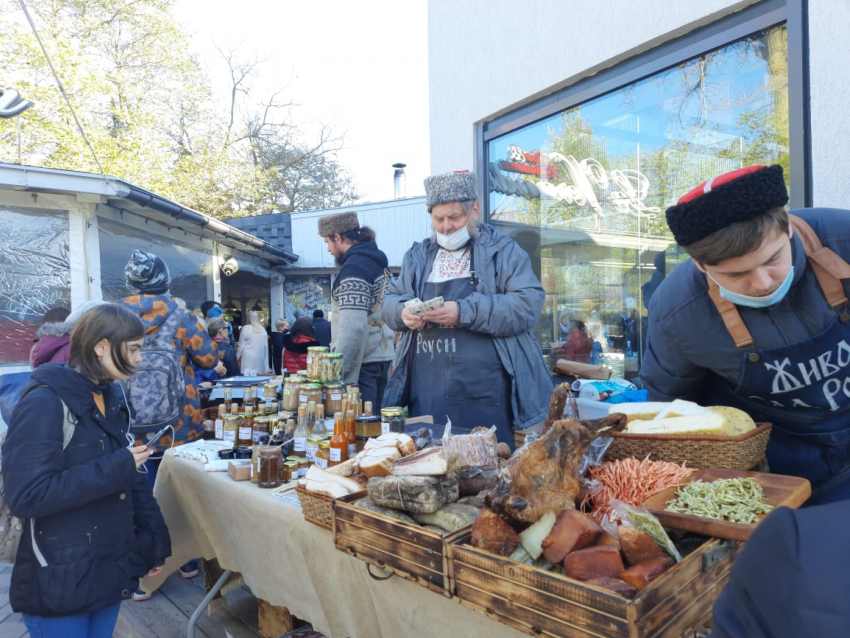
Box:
[238, 405, 254, 447]
[230, 401, 240, 417]
[363, 401, 373, 417]
[223, 385, 233, 413]
[345, 410, 357, 460]
[293, 404, 308, 458]
[214, 403, 226, 440]
[312, 403, 328, 439]
[306, 400, 316, 435]
[329, 413, 347, 467]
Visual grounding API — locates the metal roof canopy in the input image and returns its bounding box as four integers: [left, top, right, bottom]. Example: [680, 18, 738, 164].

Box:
[0, 163, 299, 266]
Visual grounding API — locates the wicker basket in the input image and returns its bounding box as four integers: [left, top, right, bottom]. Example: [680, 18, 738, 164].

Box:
[605, 422, 772, 469]
[295, 483, 335, 530]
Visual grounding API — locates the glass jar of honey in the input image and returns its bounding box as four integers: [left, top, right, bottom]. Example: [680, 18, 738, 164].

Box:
[258, 445, 282, 488]
[299, 382, 323, 408]
[323, 381, 345, 416]
[314, 442, 331, 469]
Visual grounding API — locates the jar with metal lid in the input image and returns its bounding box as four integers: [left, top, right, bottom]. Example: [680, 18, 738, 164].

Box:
[355, 415, 382, 437]
[236, 446, 253, 460]
[314, 442, 331, 469]
[263, 382, 278, 399]
[306, 346, 328, 380]
[299, 382, 323, 408]
[320, 352, 343, 383]
[305, 436, 321, 462]
[282, 461, 297, 483]
[323, 382, 345, 415]
[252, 416, 271, 445]
[257, 445, 282, 488]
[282, 377, 303, 412]
[380, 407, 406, 434]
[222, 415, 240, 444]
[297, 458, 310, 478]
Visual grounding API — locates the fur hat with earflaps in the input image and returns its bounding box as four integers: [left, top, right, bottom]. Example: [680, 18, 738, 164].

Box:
[317, 211, 360, 237]
[665, 165, 789, 246]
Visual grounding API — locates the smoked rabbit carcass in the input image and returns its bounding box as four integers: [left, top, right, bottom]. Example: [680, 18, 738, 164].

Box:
[484, 414, 627, 523]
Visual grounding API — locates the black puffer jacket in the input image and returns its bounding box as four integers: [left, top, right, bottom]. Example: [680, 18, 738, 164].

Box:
[2, 364, 171, 617]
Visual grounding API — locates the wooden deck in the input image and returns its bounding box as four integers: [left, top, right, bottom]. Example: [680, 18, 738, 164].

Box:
[0, 562, 294, 638]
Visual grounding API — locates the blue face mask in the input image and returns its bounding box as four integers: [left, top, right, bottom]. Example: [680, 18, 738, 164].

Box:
[709, 266, 795, 309]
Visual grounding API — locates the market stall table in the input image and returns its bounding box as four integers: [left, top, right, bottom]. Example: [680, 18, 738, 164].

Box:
[143, 454, 530, 638]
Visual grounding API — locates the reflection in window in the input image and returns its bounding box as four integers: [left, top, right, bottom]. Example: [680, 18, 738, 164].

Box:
[98, 216, 212, 313]
[487, 25, 788, 380]
[0, 207, 70, 365]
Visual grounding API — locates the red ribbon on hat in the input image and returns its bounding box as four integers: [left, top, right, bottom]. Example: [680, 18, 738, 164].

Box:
[676, 165, 768, 205]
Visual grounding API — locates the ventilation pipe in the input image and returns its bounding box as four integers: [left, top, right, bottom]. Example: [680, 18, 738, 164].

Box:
[392, 163, 407, 199]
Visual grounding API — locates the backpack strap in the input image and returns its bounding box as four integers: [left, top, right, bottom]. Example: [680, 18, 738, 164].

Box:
[707, 215, 850, 349]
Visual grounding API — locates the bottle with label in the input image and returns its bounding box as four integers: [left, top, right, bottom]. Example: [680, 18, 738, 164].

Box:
[251, 385, 261, 410]
[230, 401, 240, 417]
[293, 404, 308, 457]
[214, 404, 226, 440]
[329, 412, 347, 467]
[222, 415, 239, 444]
[312, 404, 328, 439]
[363, 401, 373, 417]
[223, 385, 233, 413]
[345, 410, 357, 459]
[238, 405, 254, 447]
[243, 385, 253, 410]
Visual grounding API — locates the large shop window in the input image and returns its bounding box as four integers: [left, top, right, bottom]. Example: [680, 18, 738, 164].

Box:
[487, 24, 788, 380]
[98, 216, 212, 312]
[0, 207, 71, 365]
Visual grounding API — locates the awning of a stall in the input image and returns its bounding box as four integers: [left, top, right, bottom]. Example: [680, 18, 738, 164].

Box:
[0, 162, 299, 266]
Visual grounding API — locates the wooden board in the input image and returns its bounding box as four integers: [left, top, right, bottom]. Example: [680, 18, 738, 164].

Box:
[642, 469, 811, 542]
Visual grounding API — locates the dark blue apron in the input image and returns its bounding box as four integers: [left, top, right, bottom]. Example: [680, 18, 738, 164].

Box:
[708, 216, 850, 505]
[409, 271, 514, 448]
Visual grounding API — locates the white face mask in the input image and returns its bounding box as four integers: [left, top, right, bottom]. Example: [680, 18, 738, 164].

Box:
[435, 226, 470, 250]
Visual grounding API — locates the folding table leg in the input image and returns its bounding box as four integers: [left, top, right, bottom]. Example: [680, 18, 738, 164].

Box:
[187, 568, 233, 638]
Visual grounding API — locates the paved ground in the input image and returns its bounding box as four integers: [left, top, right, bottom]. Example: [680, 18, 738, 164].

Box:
[0, 562, 271, 638]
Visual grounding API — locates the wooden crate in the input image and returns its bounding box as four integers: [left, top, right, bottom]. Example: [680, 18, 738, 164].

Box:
[333, 492, 469, 597]
[448, 534, 740, 638]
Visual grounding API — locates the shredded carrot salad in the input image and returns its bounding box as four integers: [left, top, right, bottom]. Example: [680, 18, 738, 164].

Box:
[583, 458, 695, 521]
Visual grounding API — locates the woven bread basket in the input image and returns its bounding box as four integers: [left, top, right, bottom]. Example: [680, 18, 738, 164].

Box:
[605, 423, 772, 469]
[295, 483, 335, 530]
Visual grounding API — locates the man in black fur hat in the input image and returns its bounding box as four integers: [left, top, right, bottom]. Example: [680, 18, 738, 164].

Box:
[640, 164, 850, 505]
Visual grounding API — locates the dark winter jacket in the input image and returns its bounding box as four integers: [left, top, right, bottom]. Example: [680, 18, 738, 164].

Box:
[214, 337, 240, 378]
[712, 501, 850, 638]
[382, 223, 554, 431]
[117, 295, 218, 451]
[270, 331, 286, 375]
[332, 240, 395, 384]
[641, 208, 850, 403]
[311, 317, 332, 348]
[2, 364, 171, 617]
[29, 322, 71, 368]
[283, 333, 320, 373]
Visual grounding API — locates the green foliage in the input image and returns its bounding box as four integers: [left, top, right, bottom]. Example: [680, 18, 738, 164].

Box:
[0, 0, 358, 218]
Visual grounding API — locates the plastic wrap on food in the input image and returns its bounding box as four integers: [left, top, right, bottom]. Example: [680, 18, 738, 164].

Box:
[579, 434, 613, 476]
[442, 419, 498, 468]
[412, 426, 433, 451]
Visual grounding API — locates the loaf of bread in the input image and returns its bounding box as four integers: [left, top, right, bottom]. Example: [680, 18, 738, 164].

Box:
[608, 402, 673, 422]
[625, 413, 726, 436]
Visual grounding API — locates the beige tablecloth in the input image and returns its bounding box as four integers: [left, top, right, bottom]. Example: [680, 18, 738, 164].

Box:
[142, 455, 528, 638]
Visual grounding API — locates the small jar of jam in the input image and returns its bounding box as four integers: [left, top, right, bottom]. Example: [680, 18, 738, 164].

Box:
[314, 442, 331, 469]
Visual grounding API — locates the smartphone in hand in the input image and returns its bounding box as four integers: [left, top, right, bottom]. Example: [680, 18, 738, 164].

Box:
[143, 426, 171, 450]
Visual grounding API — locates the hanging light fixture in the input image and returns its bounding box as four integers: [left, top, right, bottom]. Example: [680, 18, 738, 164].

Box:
[224, 296, 238, 313]
[251, 298, 263, 313]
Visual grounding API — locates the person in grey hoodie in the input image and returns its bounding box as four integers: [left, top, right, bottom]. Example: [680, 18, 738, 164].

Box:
[318, 211, 395, 409]
[382, 171, 553, 448]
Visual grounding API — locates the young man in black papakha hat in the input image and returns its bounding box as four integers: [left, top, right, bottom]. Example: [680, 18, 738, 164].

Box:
[640, 164, 850, 505]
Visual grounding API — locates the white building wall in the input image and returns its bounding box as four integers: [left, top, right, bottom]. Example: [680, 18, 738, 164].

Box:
[428, 0, 761, 173]
[808, 0, 850, 208]
[289, 196, 430, 269]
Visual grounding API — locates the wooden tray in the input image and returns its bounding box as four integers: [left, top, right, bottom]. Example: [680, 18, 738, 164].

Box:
[333, 492, 470, 597]
[449, 533, 739, 638]
[642, 468, 811, 542]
